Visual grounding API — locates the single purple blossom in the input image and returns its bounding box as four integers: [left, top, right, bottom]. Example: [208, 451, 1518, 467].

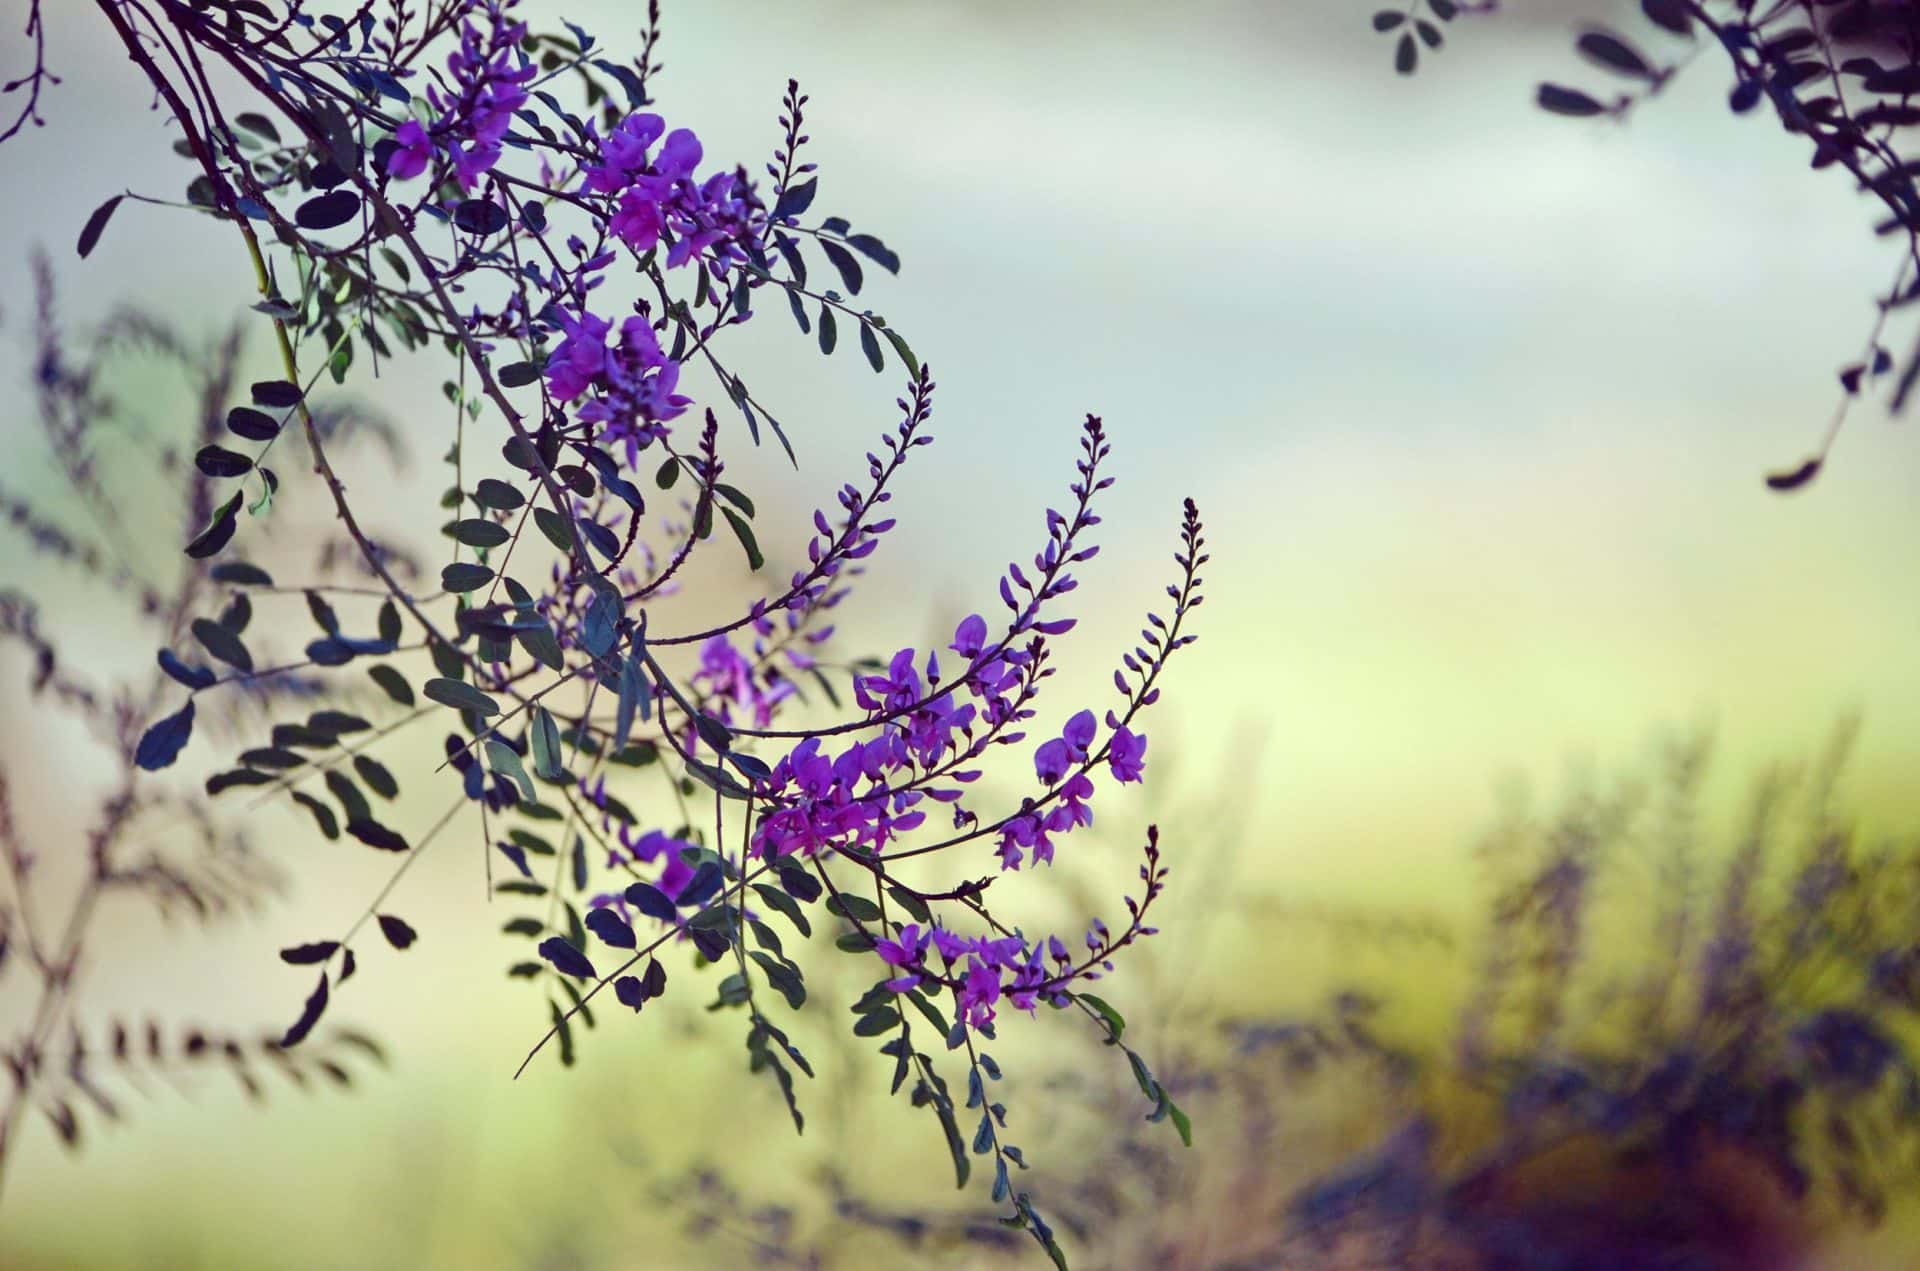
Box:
[1108, 726, 1147, 783]
[388, 119, 433, 180]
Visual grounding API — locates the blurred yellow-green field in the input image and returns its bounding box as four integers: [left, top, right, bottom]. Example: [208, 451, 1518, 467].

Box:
[3, 2, 1919, 1267]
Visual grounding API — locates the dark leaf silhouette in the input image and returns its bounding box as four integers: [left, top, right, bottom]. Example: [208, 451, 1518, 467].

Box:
[134, 700, 196, 771]
[1538, 84, 1607, 116]
[279, 942, 339, 965]
[1577, 30, 1654, 79]
[280, 974, 329, 1047]
[346, 819, 409, 852]
[184, 491, 243, 559]
[586, 907, 637, 949]
[1765, 457, 1822, 491]
[76, 194, 124, 259]
[376, 915, 417, 950]
[537, 936, 597, 980]
[295, 190, 360, 230]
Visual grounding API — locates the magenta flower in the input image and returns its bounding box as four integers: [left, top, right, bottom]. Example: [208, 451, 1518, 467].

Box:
[1108, 726, 1147, 783]
[387, 119, 433, 180]
[449, 140, 500, 193]
[656, 127, 702, 180]
[951, 613, 988, 658]
[693, 634, 795, 729]
[875, 921, 929, 990]
[1045, 773, 1095, 834]
[587, 112, 666, 193]
[930, 925, 971, 964]
[611, 187, 665, 251]
[546, 309, 611, 403]
[1034, 738, 1071, 786]
[959, 959, 1002, 1030]
[1061, 709, 1097, 760]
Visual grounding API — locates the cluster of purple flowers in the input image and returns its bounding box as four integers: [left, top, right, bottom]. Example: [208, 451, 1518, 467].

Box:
[876, 917, 1128, 1031]
[545, 309, 690, 465]
[527, 109, 766, 465]
[75, 1, 1205, 1259]
[583, 112, 759, 272]
[386, 3, 534, 191]
[693, 635, 794, 730]
[742, 491, 1147, 879]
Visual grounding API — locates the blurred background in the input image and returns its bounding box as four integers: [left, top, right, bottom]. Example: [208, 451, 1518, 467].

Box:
[3, 0, 1919, 1266]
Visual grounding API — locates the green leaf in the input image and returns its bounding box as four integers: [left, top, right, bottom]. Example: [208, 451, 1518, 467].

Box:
[367, 664, 414, 706]
[325, 771, 372, 825]
[515, 617, 565, 672]
[353, 755, 399, 799]
[1165, 1097, 1193, 1147]
[134, 700, 196, 771]
[853, 1007, 900, 1037]
[291, 791, 339, 839]
[881, 328, 918, 377]
[887, 885, 931, 924]
[473, 478, 524, 510]
[423, 677, 500, 716]
[934, 1094, 971, 1189]
[441, 562, 494, 592]
[533, 507, 575, 552]
[485, 737, 535, 803]
[185, 490, 244, 559]
[529, 706, 564, 780]
[819, 239, 864, 295]
[346, 818, 409, 852]
[753, 884, 811, 938]
[191, 617, 253, 673]
[685, 757, 751, 800]
[614, 653, 650, 751]
[825, 893, 882, 923]
[721, 507, 764, 571]
[1078, 992, 1126, 1042]
[449, 518, 510, 548]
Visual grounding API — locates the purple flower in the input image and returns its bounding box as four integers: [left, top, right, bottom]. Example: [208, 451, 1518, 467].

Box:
[388, 120, 433, 180]
[1061, 709, 1097, 760]
[951, 613, 988, 658]
[587, 112, 666, 193]
[623, 828, 697, 902]
[930, 925, 971, 963]
[1034, 738, 1071, 786]
[694, 634, 795, 729]
[996, 813, 1054, 871]
[1044, 773, 1094, 834]
[1108, 726, 1147, 783]
[656, 127, 703, 180]
[959, 959, 1002, 1030]
[611, 187, 665, 251]
[546, 309, 610, 402]
[450, 140, 501, 193]
[875, 922, 928, 984]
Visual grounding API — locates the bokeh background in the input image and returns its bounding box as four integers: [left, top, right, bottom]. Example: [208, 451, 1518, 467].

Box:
[3, 0, 1919, 1266]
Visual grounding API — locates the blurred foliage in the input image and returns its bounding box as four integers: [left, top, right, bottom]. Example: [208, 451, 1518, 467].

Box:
[0, 257, 389, 1194]
[644, 721, 1920, 1268]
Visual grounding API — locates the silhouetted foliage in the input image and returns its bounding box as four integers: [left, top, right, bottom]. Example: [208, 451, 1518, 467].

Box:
[1384, 0, 1920, 489]
[663, 723, 1920, 1267]
[0, 260, 387, 1187]
[1, 3, 1205, 1256]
